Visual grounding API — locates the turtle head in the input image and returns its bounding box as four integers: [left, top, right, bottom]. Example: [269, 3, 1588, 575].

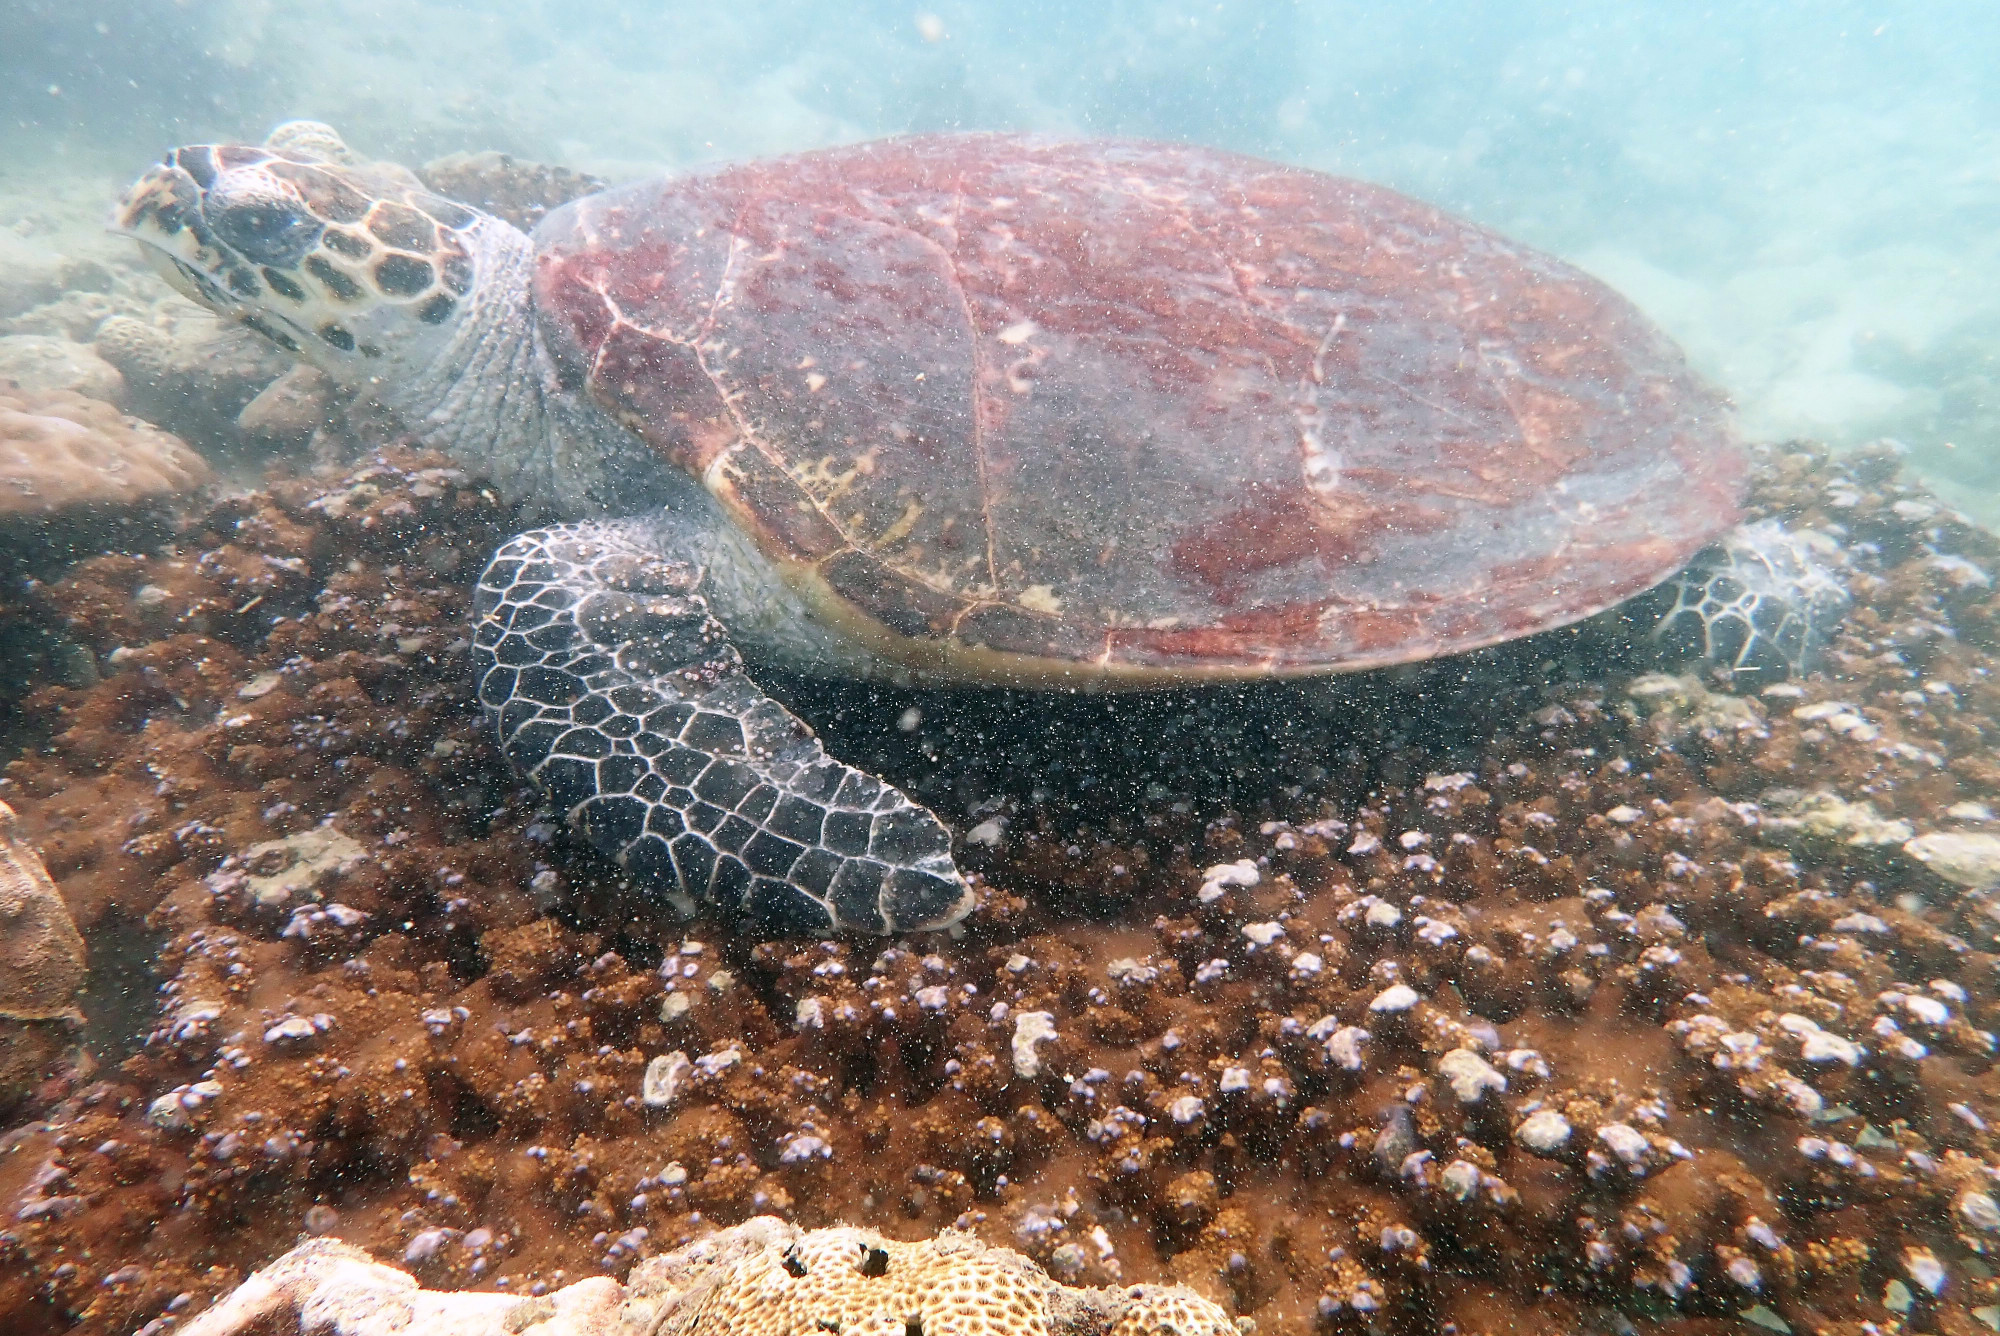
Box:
[114, 134, 500, 385]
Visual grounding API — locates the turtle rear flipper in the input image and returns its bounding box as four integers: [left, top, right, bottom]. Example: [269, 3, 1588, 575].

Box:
[1649, 518, 1852, 679]
[471, 520, 972, 935]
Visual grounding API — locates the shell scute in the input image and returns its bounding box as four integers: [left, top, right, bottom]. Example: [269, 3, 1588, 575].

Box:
[714, 448, 850, 565]
[532, 134, 1741, 679]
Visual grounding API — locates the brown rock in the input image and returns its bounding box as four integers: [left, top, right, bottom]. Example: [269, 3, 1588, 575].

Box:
[1164, 1169, 1221, 1227]
[481, 919, 590, 1001]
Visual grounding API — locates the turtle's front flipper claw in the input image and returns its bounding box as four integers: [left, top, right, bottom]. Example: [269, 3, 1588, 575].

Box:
[471, 520, 972, 936]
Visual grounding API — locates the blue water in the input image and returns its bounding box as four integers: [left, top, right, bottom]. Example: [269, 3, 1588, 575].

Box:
[5, 0, 1997, 504]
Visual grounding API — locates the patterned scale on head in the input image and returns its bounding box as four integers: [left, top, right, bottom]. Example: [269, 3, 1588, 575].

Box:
[114, 122, 479, 368]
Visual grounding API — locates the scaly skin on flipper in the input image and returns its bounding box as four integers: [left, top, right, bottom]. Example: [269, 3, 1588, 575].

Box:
[1649, 518, 1852, 678]
[472, 522, 972, 935]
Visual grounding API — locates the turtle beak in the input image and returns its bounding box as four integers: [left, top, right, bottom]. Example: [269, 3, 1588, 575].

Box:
[113, 161, 199, 244]
[112, 158, 231, 311]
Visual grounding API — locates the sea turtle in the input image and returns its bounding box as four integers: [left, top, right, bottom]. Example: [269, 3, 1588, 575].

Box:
[113, 126, 1844, 937]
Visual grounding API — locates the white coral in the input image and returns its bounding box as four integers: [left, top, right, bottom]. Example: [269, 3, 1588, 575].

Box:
[1436, 1048, 1507, 1104]
[177, 1218, 1238, 1336]
[1012, 1011, 1059, 1078]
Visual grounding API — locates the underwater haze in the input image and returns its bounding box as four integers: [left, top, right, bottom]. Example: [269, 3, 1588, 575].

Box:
[5, 0, 1997, 514]
[16, 6, 2000, 1336]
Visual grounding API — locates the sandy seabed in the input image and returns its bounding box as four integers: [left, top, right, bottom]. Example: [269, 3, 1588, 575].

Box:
[0, 434, 1999, 1336]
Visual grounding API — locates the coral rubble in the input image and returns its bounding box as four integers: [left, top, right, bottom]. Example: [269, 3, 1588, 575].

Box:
[5, 442, 2000, 1336]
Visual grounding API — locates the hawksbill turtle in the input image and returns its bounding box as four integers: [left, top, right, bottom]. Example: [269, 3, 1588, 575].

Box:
[113, 124, 1846, 936]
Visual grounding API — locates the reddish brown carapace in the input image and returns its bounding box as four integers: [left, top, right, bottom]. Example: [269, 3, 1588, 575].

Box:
[533, 134, 1739, 680]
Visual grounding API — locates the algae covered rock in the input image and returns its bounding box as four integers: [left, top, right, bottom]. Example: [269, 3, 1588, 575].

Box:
[1623, 671, 1765, 741]
[0, 799, 85, 1111]
[1761, 787, 1916, 850]
[235, 827, 369, 911]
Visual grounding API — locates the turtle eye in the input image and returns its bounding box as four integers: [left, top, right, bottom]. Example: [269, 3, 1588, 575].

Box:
[209, 197, 323, 268]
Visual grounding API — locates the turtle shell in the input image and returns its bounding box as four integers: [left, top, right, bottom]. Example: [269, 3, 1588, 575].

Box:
[532, 134, 1740, 683]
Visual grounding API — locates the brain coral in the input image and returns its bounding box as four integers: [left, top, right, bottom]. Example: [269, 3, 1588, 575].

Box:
[89, 314, 176, 385]
[0, 387, 210, 514]
[179, 1217, 1241, 1336]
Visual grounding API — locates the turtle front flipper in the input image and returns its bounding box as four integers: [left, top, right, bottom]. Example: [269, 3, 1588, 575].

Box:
[471, 520, 973, 936]
[1648, 518, 1853, 678]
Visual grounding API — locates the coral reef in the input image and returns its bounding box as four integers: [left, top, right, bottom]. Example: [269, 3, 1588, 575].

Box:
[0, 229, 298, 468]
[0, 230, 121, 334]
[6, 440, 2000, 1336]
[0, 232, 77, 323]
[89, 310, 299, 461]
[0, 152, 349, 475]
[0, 387, 216, 740]
[178, 1216, 1237, 1336]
